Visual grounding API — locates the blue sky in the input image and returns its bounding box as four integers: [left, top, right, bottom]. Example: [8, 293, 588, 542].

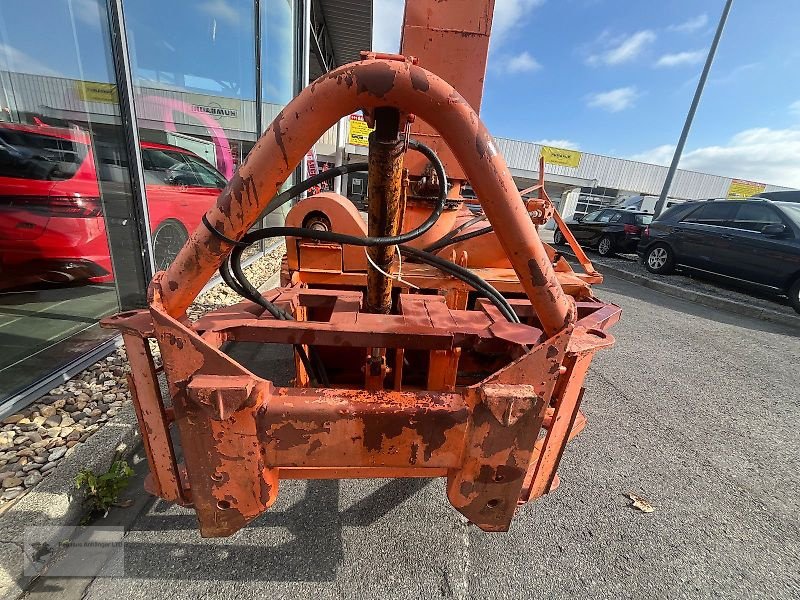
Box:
[374, 0, 800, 187]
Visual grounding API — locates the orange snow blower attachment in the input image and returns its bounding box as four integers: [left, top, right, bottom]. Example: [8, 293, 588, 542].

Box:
[102, 0, 619, 537]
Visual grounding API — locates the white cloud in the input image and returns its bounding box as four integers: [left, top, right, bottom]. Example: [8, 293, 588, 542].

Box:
[630, 128, 800, 187]
[372, 0, 405, 53]
[492, 0, 546, 48]
[586, 87, 639, 112]
[709, 62, 761, 86]
[629, 144, 676, 165]
[198, 0, 241, 25]
[669, 14, 709, 34]
[587, 30, 656, 66]
[655, 50, 705, 68]
[0, 43, 57, 77]
[500, 51, 541, 73]
[790, 100, 800, 117]
[71, 0, 102, 27]
[534, 139, 581, 150]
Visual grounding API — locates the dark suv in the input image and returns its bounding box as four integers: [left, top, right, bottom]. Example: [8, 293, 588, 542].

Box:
[637, 199, 800, 312]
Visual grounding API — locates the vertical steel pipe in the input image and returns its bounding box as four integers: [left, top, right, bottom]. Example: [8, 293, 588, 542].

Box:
[366, 107, 404, 314]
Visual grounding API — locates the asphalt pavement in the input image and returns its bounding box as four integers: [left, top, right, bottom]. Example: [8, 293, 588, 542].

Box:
[29, 272, 800, 599]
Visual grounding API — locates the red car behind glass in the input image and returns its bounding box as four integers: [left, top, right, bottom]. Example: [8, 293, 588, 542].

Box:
[0, 123, 226, 288]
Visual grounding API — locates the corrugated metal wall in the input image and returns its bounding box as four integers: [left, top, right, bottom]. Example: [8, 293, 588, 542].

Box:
[496, 137, 793, 198]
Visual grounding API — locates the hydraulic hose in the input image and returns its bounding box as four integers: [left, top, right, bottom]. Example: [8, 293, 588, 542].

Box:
[206, 135, 517, 391]
[423, 225, 494, 254]
[398, 245, 519, 324]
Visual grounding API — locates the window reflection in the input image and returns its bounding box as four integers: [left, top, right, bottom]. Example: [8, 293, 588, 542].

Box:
[0, 0, 143, 403]
[0, 0, 302, 405]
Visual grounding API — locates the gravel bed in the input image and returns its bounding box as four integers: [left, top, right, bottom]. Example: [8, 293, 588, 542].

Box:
[0, 243, 285, 507]
[579, 250, 797, 317]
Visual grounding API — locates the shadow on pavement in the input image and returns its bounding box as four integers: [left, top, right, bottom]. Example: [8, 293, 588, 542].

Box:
[597, 271, 799, 337]
[117, 477, 432, 581]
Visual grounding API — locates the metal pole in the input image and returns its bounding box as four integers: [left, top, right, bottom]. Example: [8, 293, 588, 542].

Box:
[106, 0, 156, 299]
[333, 115, 347, 194]
[299, 0, 311, 198]
[653, 0, 733, 216]
[254, 0, 262, 138]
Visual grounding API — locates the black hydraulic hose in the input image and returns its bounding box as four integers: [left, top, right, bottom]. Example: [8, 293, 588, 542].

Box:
[226, 246, 328, 384]
[233, 227, 519, 324]
[423, 225, 495, 254]
[398, 245, 520, 324]
[222, 140, 448, 251]
[422, 214, 487, 252]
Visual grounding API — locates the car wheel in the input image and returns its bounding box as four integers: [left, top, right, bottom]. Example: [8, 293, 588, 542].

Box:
[789, 278, 800, 314]
[597, 235, 614, 257]
[553, 229, 566, 246]
[644, 243, 674, 275]
[152, 219, 188, 272]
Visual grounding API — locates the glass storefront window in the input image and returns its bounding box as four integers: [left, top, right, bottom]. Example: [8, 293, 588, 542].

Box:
[0, 0, 148, 404]
[0, 0, 304, 409]
[126, 0, 258, 268]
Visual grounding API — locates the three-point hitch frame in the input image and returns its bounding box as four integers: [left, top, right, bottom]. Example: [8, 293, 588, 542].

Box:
[103, 56, 620, 536]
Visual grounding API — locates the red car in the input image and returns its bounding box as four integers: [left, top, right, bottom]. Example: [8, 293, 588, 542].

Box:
[0, 123, 226, 288]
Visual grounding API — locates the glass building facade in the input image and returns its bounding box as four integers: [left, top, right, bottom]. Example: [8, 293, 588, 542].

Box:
[0, 0, 315, 411]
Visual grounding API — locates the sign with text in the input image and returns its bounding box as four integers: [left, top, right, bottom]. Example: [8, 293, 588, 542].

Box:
[541, 146, 582, 168]
[75, 81, 118, 104]
[305, 148, 318, 177]
[348, 114, 373, 147]
[727, 178, 766, 199]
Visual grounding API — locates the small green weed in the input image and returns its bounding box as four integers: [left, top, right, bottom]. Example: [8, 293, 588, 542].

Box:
[75, 457, 134, 521]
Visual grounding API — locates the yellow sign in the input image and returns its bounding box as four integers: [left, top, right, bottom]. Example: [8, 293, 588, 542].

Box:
[541, 146, 582, 168]
[727, 179, 766, 199]
[76, 81, 118, 104]
[348, 114, 373, 147]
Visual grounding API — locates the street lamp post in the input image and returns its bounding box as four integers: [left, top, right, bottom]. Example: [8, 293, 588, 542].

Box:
[653, 0, 734, 217]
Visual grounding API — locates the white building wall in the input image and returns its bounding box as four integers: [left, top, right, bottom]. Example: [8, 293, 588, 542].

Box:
[494, 136, 793, 198]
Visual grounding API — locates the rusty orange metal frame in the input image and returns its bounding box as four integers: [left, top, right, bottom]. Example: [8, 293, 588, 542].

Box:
[102, 54, 620, 537]
[157, 57, 574, 337]
[105, 286, 618, 535]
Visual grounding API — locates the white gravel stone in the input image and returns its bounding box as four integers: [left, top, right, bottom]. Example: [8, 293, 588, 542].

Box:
[47, 447, 67, 462]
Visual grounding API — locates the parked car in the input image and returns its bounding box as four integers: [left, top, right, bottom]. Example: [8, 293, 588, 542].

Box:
[552, 207, 652, 256]
[0, 123, 226, 288]
[637, 198, 800, 313]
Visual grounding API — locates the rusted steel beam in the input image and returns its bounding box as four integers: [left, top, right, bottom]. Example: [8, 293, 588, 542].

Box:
[447, 327, 572, 531]
[101, 282, 619, 535]
[278, 467, 449, 479]
[259, 388, 468, 469]
[366, 107, 404, 314]
[123, 333, 187, 505]
[523, 351, 592, 501]
[157, 57, 575, 337]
